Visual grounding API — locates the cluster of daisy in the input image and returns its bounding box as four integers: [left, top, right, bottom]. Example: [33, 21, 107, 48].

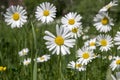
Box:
[18, 48, 50, 66]
[3, 0, 120, 75]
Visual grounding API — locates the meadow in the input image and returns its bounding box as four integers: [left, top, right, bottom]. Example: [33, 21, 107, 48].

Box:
[0, 0, 120, 80]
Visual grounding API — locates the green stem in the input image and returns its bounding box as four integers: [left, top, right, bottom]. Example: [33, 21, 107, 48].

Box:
[31, 22, 38, 80]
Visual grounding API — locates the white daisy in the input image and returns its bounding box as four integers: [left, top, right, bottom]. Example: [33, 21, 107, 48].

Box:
[84, 38, 96, 50]
[18, 48, 29, 57]
[96, 34, 113, 52]
[114, 31, 120, 50]
[44, 25, 75, 55]
[4, 5, 27, 28]
[110, 56, 120, 71]
[61, 12, 82, 30]
[35, 2, 56, 23]
[69, 26, 83, 39]
[67, 60, 86, 71]
[36, 55, 50, 62]
[23, 58, 31, 66]
[99, 0, 118, 12]
[76, 47, 95, 65]
[93, 12, 114, 33]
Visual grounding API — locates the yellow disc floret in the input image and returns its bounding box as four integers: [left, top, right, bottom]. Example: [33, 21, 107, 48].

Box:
[55, 36, 64, 46]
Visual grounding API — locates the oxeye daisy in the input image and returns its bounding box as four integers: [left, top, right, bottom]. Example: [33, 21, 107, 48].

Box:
[23, 58, 31, 66]
[61, 12, 82, 30]
[84, 38, 96, 50]
[96, 34, 113, 52]
[110, 56, 120, 71]
[4, 5, 27, 28]
[69, 26, 83, 39]
[93, 12, 114, 33]
[114, 31, 120, 50]
[99, 0, 118, 12]
[67, 60, 86, 71]
[18, 48, 29, 57]
[36, 55, 50, 62]
[76, 47, 95, 65]
[44, 25, 75, 55]
[35, 2, 56, 23]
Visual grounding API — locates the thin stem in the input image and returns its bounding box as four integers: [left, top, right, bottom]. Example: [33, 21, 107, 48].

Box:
[31, 22, 38, 80]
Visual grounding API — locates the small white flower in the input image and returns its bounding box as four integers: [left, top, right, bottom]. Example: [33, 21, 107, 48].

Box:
[114, 31, 120, 50]
[44, 24, 75, 55]
[110, 56, 120, 71]
[23, 58, 31, 66]
[84, 38, 96, 50]
[76, 47, 95, 65]
[99, 0, 118, 12]
[36, 55, 50, 62]
[69, 26, 83, 39]
[96, 34, 113, 52]
[61, 12, 82, 30]
[18, 48, 29, 57]
[35, 2, 56, 23]
[4, 5, 27, 28]
[82, 35, 89, 40]
[67, 60, 86, 71]
[93, 12, 114, 33]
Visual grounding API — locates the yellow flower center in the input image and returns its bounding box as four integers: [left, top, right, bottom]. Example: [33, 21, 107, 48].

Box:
[12, 12, 20, 21]
[90, 42, 95, 46]
[40, 57, 45, 60]
[43, 10, 50, 16]
[68, 19, 75, 25]
[101, 17, 109, 25]
[75, 63, 81, 68]
[116, 60, 120, 65]
[0, 66, 6, 71]
[71, 27, 78, 33]
[55, 36, 64, 46]
[100, 39, 107, 46]
[82, 52, 90, 59]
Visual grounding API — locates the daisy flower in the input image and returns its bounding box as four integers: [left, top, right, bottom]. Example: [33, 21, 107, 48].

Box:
[61, 12, 82, 30]
[93, 12, 114, 33]
[99, 0, 118, 12]
[44, 25, 75, 55]
[69, 26, 83, 39]
[18, 48, 29, 57]
[35, 2, 56, 23]
[84, 38, 96, 50]
[67, 60, 86, 71]
[110, 56, 120, 71]
[23, 58, 31, 66]
[76, 47, 95, 65]
[96, 34, 113, 52]
[4, 5, 27, 28]
[36, 55, 50, 62]
[114, 31, 120, 49]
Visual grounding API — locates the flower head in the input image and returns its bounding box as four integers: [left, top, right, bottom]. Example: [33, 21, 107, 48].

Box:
[114, 32, 120, 50]
[36, 55, 50, 62]
[76, 47, 95, 65]
[18, 48, 29, 57]
[96, 34, 113, 52]
[0, 66, 6, 71]
[67, 60, 86, 71]
[99, 0, 118, 12]
[44, 25, 75, 55]
[23, 58, 31, 66]
[61, 12, 82, 30]
[35, 2, 56, 23]
[110, 56, 120, 71]
[93, 12, 114, 33]
[4, 5, 27, 28]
